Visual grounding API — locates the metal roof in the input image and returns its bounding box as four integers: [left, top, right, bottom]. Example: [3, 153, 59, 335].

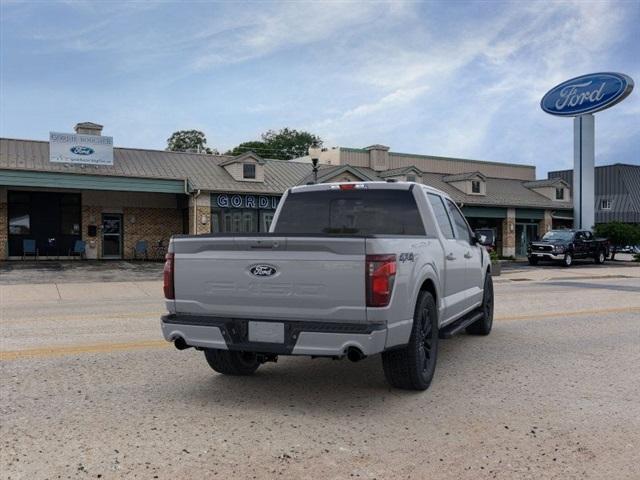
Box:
[549, 164, 640, 222]
[301, 164, 573, 210]
[523, 178, 568, 188]
[377, 166, 423, 177]
[0, 137, 310, 194]
[443, 171, 486, 182]
[0, 137, 574, 210]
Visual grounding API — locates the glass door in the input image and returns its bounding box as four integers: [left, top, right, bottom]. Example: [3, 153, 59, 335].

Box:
[260, 211, 274, 232]
[102, 213, 123, 259]
[516, 223, 539, 257]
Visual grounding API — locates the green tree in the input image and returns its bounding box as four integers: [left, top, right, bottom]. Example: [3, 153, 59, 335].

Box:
[167, 130, 217, 154]
[225, 141, 269, 157]
[594, 222, 640, 260]
[226, 128, 322, 160]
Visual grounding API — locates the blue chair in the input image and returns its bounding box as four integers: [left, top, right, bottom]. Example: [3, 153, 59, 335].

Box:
[133, 240, 149, 260]
[22, 239, 38, 261]
[68, 240, 86, 260]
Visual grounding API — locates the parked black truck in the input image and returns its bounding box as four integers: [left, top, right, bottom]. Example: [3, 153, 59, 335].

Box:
[527, 230, 609, 267]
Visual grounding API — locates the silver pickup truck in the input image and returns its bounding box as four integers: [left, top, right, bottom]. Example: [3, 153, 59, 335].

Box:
[161, 182, 493, 390]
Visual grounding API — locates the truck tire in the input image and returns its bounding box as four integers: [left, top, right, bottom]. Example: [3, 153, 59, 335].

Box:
[204, 349, 260, 376]
[381, 291, 438, 391]
[595, 250, 606, 264]
[562, 253, 573, 267]
[466, 272, 494, 335]
[528, 256, 539, 266]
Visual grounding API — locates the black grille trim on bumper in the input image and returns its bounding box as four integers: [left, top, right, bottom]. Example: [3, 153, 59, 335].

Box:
[161, 314, 385, 355]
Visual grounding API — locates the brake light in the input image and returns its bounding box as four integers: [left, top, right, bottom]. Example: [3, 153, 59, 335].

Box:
[366, 254, 396, 307]
[163, 253, 175, 299]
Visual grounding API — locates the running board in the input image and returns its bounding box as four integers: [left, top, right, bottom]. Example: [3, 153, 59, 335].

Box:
[439, 310, 484, 339]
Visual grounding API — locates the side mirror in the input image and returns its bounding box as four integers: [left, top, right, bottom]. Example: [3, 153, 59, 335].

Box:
[473, 231, 492, 246]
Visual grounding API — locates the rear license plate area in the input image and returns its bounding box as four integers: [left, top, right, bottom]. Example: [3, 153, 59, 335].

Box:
[248, 321, 285, 343]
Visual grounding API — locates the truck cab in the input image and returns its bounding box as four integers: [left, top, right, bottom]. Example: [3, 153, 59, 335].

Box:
[528, 229, 609, 267]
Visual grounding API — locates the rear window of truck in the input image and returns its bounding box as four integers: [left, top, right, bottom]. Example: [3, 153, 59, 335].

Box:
[273, 189, 426, 235]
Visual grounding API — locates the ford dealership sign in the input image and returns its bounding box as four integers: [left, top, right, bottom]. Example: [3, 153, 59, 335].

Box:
[541, 72, 634, 116]
[50, 132, 114, 165]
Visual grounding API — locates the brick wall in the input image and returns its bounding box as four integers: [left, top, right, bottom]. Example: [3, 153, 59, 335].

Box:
[81, 205, 103, 259]
[539, 210, 553, 237]
[501, 208, 516, 257]
[188, 206, 212, 235]
[123, 207, 183, 260]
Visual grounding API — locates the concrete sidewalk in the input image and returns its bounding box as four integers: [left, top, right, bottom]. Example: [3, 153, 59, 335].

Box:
[0, 260, 163, 285]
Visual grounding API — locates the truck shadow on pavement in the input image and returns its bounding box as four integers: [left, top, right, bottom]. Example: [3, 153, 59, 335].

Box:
[174, 335, 488, 413]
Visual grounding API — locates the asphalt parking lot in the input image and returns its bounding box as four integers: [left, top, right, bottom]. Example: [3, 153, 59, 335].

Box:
[1, 261, 639, 479]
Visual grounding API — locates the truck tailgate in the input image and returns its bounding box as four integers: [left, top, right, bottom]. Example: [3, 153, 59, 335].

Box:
[173, 236, 366, 322]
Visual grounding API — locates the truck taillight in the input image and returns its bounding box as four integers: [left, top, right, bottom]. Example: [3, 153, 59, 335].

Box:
[366, 254, 396, 307]
[163, 253, 175, 299]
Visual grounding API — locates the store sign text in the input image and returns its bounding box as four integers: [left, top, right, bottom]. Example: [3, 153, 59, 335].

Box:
[540, 72, 634, 116]
[215, 194, 279, 210]
[49, 132, 114, 165]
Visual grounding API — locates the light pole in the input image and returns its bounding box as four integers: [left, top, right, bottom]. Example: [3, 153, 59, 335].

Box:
[308, 144, 321, 183]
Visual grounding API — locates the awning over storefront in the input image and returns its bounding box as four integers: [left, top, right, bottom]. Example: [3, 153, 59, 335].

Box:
[551, 213, 574, 220]
[461, 206, 507, 218]
[515, 208, 544, 220]
[0, 169, 186, 194]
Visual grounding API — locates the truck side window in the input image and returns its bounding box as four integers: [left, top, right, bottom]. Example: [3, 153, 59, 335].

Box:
[446, 199, 472, 243]
[427, 193, 454, 239]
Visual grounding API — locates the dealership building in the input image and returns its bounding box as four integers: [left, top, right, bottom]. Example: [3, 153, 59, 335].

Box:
[1, 123, 576, 261]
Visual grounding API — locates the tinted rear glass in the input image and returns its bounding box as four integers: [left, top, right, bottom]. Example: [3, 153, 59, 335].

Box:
[273, 189, 425, 235]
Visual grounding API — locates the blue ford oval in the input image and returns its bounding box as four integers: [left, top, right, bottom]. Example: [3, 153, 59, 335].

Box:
[70, 146, 95, 155]
[541, 72, 634, 116]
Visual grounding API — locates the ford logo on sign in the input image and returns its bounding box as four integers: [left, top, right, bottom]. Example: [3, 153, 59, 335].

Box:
[70, 146, 95, 155]
[249, 264, 277, 277]
[541, 72, 634, 116]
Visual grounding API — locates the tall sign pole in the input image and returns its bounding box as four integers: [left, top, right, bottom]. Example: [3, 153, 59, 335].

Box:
[573, 114, 595, 229]
[541, 72, 633, 230]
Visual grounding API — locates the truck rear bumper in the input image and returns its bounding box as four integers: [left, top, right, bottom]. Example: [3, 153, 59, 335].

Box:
[161, 314, 387, 357]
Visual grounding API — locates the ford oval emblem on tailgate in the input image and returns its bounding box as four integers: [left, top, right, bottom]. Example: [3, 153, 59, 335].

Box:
[249, 264, 277, 277]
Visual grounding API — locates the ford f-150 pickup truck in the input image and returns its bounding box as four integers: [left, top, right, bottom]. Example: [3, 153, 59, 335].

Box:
[527, 229, 609, 267]
[161, 182, 494, 390]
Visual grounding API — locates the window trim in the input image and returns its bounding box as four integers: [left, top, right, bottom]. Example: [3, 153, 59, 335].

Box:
[555, 187, 564, 200]
[243, 163, 256, 179]
[427, 192, 455, 240]
[471, 180, 481, 194]
[600, 199, 612, 210]
[445, 198, 473, 243]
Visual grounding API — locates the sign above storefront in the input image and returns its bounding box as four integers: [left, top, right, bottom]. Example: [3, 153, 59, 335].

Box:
[214, 193, 280, 210]
[540, 72, 634, 117]
[49, 132, 114, 165]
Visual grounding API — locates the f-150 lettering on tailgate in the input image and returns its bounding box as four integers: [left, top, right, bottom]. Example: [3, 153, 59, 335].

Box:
[204, 281, 328, 297]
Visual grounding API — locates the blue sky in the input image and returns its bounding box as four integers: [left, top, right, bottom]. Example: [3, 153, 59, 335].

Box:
[1, 0, 638, 176]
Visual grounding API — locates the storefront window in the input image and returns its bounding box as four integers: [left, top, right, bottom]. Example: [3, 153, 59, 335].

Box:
[8, 192, 30, 234]
[8, 191, 81, 257]
[210, 193, 279, 234]
[9, 208, 30, 234]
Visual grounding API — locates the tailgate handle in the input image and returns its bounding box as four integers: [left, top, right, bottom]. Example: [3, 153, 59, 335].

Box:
[249, 241, 280, 249]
